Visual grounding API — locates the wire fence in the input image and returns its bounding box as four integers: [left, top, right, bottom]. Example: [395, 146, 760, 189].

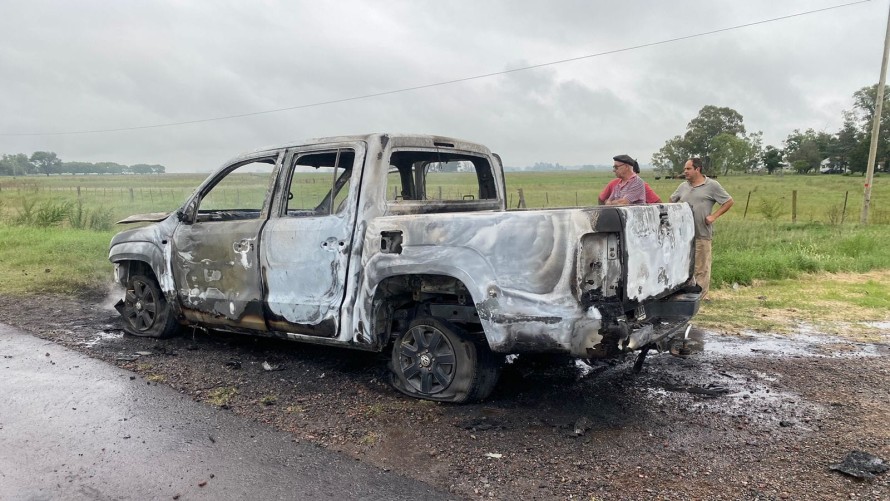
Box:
[1, 181, 888, 225]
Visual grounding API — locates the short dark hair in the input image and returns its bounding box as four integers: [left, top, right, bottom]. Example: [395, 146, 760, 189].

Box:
[689, 157, 703, 171]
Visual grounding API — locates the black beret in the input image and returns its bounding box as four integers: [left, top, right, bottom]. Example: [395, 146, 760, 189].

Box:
[613, 154, 640, 173]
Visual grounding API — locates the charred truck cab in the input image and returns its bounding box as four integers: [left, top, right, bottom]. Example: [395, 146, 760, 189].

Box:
[110, 133, 700, 403]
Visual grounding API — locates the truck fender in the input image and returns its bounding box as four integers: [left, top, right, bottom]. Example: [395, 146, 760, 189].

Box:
[357, 247, 495, 347]
[108, 241, 175, 295]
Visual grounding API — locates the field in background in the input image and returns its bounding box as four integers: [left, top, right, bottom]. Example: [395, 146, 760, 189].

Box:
[0, 171, 888, 298]
[2, 171, 887, 223]
[506, 171, 889, 225]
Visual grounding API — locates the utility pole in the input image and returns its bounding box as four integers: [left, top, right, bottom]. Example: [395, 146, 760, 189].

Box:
[862, 1, 890, 225]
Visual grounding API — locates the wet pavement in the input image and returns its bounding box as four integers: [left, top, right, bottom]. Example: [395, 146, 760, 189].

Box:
[0, 323, 452, 501]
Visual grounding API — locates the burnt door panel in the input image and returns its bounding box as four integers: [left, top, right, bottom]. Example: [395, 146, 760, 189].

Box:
[172, 219, 267, 330]
[170, 157, 278, 331]
[261, 147, 361, 337]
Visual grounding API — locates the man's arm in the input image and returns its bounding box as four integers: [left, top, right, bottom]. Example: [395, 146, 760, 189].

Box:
[705, 198, 734, 225]
[598, 179, 617, 205]
[644, 183, 661, 203]
[669, 184, 682, 203]
[605, 177, 646, 205]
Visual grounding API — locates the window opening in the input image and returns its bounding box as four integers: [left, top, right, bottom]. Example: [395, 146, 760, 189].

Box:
[386, 150, 496, 203]
[286, 149, 354, 217]
[195, 158, 276, 222]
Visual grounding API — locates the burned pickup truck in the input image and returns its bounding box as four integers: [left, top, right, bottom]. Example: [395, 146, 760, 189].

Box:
[109, 133, 700, 402]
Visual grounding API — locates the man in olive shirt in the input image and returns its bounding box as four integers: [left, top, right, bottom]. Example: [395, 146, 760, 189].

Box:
[670, 158, 734, 300]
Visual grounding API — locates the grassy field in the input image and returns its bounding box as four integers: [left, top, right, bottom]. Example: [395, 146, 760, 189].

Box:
[1, 170, 886, 223]
[506, 171, 889, 224]
[0, 171, 888, 336]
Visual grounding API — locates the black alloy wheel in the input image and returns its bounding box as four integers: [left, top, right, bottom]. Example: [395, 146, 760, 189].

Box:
[121, 274, 178, 338]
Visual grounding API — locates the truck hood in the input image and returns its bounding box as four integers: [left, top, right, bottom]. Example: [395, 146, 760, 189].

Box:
[116, 212, 173, 224]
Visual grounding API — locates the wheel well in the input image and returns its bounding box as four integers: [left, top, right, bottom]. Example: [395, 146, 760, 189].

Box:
[372, 274, 487, 347]
[115, 260, 157, 287]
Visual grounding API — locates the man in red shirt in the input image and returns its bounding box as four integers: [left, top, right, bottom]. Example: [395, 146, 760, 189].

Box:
[599, 155, 661, 205]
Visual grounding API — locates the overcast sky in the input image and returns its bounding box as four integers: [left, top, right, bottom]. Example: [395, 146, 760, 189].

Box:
[0, 0, 886, 172]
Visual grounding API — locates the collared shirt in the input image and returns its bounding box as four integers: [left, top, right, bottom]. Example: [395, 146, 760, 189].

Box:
[670, 177, 732, 240]
[607, 174, 645, 204]
[599, 178, 661, 204]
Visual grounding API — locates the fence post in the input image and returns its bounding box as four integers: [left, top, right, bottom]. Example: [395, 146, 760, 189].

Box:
[575, 192, 578, 206]
[517, 188, 527, 209]
[545, 192, 549, 207]
[77, 186, 81, 197]
[438, 186, 442, 200]
[841, 191, 849, 224]
[792, 190, 797, 223]
[743, 191, 751, 219]
[129, 188, 134, 202]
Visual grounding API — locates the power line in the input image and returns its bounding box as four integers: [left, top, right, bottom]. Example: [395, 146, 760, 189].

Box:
[2, 0, 871, 137]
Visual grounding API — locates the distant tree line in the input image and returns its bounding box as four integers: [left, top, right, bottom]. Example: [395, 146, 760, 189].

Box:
[506, 162, 607, 172]
[0, 151, 166, 176]
[652, 84, 890, 176]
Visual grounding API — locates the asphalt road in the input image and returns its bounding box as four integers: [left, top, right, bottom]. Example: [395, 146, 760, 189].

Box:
[0, 323, 452, 501]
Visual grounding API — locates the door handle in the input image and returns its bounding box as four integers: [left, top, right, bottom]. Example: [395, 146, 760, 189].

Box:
[233, 239, 254, 252]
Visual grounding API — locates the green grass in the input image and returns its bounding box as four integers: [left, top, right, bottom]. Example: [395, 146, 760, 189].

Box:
[698, 270, 890, 340]
[824, 278, 890, 309]
[0, 225, 115, 295]
[711, 222, 890, 286]
[505, 171, 889, 224]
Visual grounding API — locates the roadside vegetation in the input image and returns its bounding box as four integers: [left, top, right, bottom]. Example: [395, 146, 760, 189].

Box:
[0, 172, 887, 336]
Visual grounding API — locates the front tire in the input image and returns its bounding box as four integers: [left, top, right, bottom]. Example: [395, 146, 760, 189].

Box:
[121, 274, 179, 338]
[389, 316, 501, 403]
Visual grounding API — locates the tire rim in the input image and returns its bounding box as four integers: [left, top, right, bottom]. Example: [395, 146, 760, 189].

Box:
[125, 279, 157, 331]
[398, 324, 456, 395]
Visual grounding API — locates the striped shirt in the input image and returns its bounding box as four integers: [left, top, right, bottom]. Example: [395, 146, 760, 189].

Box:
[607, 174, 645, 205]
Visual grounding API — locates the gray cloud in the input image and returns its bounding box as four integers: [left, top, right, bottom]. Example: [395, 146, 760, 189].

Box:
[0, 0, 883, 171]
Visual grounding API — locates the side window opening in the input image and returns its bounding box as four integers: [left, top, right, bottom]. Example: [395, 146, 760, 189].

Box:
[386, 150, 496, 203]
[195, 158, 277, 222]
[286, 149, 355, 217]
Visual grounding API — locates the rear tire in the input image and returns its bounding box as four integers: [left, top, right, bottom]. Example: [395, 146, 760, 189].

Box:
[389, 316, 501, 403]
[121, 274, 179, 338]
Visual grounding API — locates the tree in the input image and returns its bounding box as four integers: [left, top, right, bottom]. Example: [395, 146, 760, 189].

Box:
[0, 153, 34, 176]
[682, 105, 746, 157]
[129, 163, 156, 174]
[787, 139, 822, 174]
[652, 105, 746, 176]
[95, 162, 127, 174]
[651, 135, 689, 176]
[742, 131, 763, 172]
[30, 151, 62, 176]
[761, 146, 783, 174]
[833, 113, 862, 171]
[848, 133, 872, 174]
[784, 129, 838, 173]
[782, 128, 810, 158]
[849, 84, 890, 173]
[852, 84, 890, 122]
[710, 133, 751, 175]
[131, 163, 167, 174]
